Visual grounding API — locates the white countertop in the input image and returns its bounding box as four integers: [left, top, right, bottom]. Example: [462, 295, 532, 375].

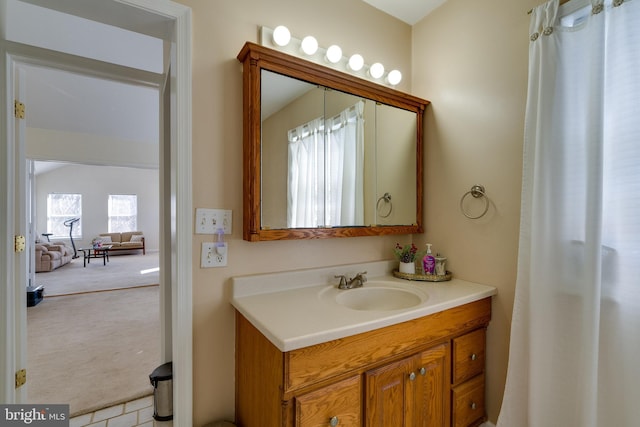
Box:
[231, 260, 497, 352]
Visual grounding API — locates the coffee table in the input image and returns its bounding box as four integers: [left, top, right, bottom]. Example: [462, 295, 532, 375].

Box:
[79, 245, 112, 267]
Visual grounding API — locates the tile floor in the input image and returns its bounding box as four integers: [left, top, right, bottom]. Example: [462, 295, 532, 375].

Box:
[69, 395, 172, 427]
[69, 396, 490, 427]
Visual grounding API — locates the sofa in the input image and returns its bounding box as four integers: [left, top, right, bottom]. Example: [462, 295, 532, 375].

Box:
[98, 231, 146, 254]
[35, 242, 74, 272]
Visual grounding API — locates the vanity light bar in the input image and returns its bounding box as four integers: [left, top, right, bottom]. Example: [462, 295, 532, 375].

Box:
[259, 26, 402, 87]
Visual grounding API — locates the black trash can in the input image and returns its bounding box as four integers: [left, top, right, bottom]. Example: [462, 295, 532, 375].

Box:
[149, 362, 173, 421]
[27, 285, 44, 307]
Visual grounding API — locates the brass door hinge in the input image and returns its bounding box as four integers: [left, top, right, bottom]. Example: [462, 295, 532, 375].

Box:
[14, 235, 26, 252]
[14, 100, 25, 119]
[15, 369, 26, 388]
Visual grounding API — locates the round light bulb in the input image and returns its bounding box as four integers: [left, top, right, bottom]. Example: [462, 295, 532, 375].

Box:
[369, 62, 385, 79]
[387, 69, 402, 85]
[326, 45, 343, 64]
[272, 25, 291, 47]
[301, 36, 318, 55]
[348, 54, 364, 71]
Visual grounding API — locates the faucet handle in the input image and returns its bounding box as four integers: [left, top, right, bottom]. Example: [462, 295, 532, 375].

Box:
[356, 271, 367, 282]
[334, 275, 348, 289]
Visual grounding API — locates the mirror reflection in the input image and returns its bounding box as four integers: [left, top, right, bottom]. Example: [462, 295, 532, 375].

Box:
[260, 70, 417, 230]
[373, 103, 417, 226]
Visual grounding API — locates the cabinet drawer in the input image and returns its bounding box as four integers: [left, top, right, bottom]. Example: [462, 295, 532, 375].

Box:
[452, 374, 485, 427]
[295, 375, 361, 427]
[452, 328, 485, 384]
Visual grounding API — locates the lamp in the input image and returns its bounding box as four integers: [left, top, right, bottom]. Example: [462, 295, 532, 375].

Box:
[301, 36, 318, 55]
[348, 54, 364, 71]
[272, 25, 291, 47]
[369, 62, 385, 79]
[260, 26, 402, 87]
[325, 45, 342, 64]
[386, 69, 402, 86]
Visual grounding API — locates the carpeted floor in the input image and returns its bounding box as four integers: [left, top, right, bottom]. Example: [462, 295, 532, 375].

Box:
[35, 252, 159, 296]
[27, 282, 160, 416]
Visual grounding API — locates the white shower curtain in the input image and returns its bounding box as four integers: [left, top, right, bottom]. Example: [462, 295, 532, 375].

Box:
[287, 102, 364, 228]
[498, 1, 640, 426]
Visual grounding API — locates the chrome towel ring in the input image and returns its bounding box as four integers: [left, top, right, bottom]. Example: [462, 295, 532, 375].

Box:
[376, 192, 393, 218]
[460, 185, 489, 219]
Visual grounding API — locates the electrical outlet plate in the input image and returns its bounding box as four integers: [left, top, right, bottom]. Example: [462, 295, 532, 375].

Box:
[195, 208, 232, 235]
[201, 242, 228, 268]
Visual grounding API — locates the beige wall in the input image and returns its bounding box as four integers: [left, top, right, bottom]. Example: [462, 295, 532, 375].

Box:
[178, 0, 413, 424]
[178, 0, 542, 423]
[412, 0, 540, 422]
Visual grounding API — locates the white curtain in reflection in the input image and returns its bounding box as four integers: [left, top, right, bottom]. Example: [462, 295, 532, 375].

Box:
[498, 1, 640, 426]
[287, 101, 364, 227]
[287, 117, 324, 227]
[326, 101, 364, 226]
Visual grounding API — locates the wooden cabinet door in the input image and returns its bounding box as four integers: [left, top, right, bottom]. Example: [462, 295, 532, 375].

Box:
[366, 345, 449, 427]
[412, 344, 449, 427]
[296, 375, 361, 427]
[366, 355, 416, 427]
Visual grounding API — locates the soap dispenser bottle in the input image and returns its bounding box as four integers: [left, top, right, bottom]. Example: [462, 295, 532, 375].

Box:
[423, 243, 436, 275]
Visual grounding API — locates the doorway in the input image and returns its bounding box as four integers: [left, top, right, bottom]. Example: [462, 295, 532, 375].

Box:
[29, 161, 160, 415]
[0, 0, 193, 424]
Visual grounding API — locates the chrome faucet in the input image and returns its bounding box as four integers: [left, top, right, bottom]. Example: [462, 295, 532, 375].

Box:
[334, 271, 367, 289]
[349, 271, 367, 288]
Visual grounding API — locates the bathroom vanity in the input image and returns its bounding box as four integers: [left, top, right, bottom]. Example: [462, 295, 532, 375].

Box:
[231, 261, 496, 427]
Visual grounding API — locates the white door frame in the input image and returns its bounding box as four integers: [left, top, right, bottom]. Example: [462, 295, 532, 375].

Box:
[0, 1, 193, 424]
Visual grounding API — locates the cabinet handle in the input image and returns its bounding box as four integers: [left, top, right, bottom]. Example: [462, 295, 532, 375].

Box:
[470, 402, 477, 410]
[329, 416, 339, 426]
[409, 372, 416, 381]
[470, 353, 477, 361]
[419, 367, 426, 376]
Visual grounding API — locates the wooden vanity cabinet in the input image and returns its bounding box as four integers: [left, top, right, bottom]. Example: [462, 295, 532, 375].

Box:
[235, 297, 491, 427]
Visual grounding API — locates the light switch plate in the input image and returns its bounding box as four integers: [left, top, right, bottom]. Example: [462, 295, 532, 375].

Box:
[201, 242, 228, 268]
[195, 208, 232, 234]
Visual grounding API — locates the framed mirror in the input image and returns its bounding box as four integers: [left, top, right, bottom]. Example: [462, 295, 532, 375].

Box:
[238, 42, 429, 241]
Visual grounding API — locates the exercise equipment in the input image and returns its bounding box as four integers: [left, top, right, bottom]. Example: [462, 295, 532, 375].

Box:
[64, 217, 80, 259]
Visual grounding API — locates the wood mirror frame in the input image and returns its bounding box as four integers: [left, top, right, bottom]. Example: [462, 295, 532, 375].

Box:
[238, 42, 429, 241]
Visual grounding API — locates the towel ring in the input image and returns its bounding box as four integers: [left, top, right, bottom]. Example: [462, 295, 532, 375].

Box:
[376, 193, 393, 218]
[460, 185, 489, 219]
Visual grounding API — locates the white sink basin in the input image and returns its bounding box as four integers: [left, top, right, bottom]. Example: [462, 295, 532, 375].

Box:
[334, 283, 425, 311]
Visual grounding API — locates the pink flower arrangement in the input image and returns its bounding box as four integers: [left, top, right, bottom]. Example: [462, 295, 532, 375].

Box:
[394, 243, 418, 263]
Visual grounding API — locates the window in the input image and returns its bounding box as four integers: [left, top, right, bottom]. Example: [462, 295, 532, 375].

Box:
[108, 195, 137, 232]
[47, 193, 82, 238]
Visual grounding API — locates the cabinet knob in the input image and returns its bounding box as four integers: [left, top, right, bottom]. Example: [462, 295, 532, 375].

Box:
[470, 402, 477, 410]
[419, 367, 426, 376]
[470, 353, 477, 361]
[329, 416, 339, 426]
[409, 372, 416, 381]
